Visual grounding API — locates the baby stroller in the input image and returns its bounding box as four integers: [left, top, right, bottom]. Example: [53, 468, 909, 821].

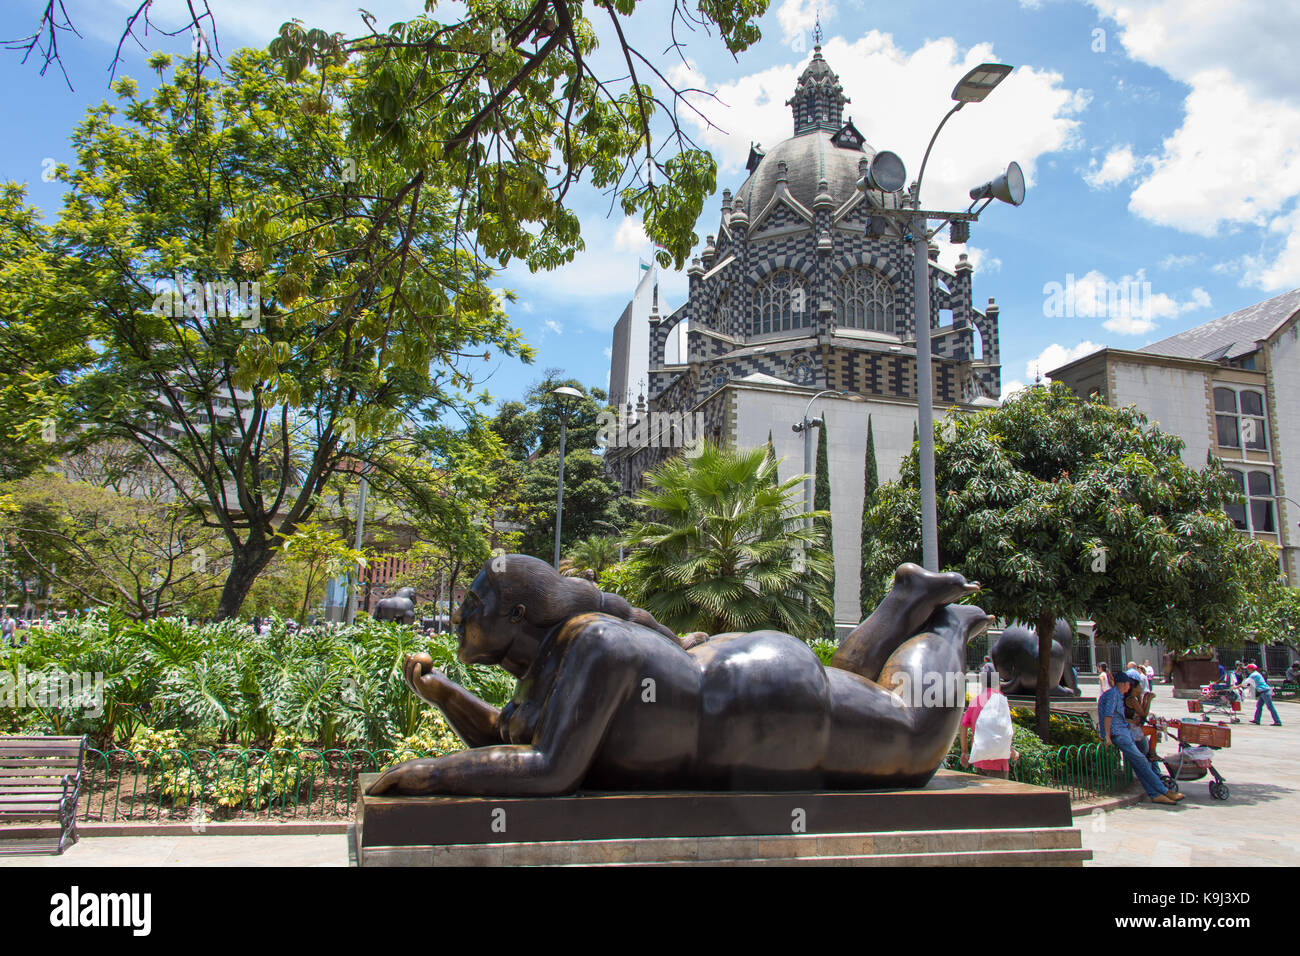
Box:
[1191, 682, 1242, 723]
[1153, 718, 1231, 800]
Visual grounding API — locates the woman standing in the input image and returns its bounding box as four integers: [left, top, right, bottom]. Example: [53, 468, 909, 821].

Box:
[1097, 661, 1112, 695]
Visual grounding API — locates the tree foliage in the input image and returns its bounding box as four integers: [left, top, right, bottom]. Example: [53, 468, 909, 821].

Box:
[862, 383, 1279, 738]
[623, 443, 833, 639]
[813, 414, 835, 639]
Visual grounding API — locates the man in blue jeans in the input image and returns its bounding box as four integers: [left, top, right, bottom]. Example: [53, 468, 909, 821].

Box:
[1099, 671, 1183, 805]
[1242, 663, 1281, 725]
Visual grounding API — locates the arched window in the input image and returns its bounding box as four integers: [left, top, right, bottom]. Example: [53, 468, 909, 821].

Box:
[753, 270, 809, 335]
[836, 267, 894, 333]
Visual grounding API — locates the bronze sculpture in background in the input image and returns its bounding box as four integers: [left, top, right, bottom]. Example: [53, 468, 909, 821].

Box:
[372, 586, 418, 625]
[367, 554, 990, 796]
[989, 620, 1080, 697]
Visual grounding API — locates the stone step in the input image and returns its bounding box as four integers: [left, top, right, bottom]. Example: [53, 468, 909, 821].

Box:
[595, 847, 1093, 867]
[362, 826, 1086, 866]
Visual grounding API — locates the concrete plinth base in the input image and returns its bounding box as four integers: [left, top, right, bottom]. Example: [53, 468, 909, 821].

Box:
[355, 770, 1090, 867]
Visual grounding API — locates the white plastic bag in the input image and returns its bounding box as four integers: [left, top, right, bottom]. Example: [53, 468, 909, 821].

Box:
[970, 692, 1014, 764]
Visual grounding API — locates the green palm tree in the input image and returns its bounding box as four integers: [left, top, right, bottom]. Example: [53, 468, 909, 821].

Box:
[623, 443, 834, 640]
[559, 535, 622, 578]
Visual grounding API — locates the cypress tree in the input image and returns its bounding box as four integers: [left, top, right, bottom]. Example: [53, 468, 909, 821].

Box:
[860, 414, 879, 617]
[765, 429, 778, 485]
[814, 414, 835, 641]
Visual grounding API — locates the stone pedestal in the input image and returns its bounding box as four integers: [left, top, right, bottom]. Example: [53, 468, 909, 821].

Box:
[354, 771, 1090, 867]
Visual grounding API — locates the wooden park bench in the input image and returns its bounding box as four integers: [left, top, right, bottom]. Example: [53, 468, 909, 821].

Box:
[0, 735, 87, 855]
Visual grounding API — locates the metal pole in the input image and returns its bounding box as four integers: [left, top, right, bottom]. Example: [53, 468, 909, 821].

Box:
[804, 415, 816, 530]
[554, 411, 568, 569]
[912, 199, 940, 572]
[345, 473, 368, 625]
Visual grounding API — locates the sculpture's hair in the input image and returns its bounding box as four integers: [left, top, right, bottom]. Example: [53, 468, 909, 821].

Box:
[480, 554, 679, 642]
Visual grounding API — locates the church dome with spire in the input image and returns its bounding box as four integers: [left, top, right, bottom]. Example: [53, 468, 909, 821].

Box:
[609, 39, 1007, 625]
[731, 46, 873, 218]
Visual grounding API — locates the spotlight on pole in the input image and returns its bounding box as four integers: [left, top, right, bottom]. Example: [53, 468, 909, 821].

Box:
[969, 161, 1026, 206]
[856, 150, 907, 194]
[949, 220, 970, 244]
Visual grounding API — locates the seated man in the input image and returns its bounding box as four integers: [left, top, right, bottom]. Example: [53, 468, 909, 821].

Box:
[1100, 671, 1182, 805]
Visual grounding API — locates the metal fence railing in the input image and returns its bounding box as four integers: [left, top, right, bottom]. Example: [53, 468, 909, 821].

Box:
[80, 748, 438, 823]
[84, 739, 1136, 822]
[944, 742, 1133, 801]
[1009, 743, 1133, 800]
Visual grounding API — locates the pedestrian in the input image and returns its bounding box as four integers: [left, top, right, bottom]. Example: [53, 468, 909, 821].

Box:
[1097, 661, 1112, 695]
[1, 615, 14, 648]
[959, 683, 1018, 779]
[1100, 670, 1182, 805]
[1143, 659, 1155, 686]
[1126, 660, 1150, 695]
[1242, 663, 1282, 726]
[979, 655, 996, 691]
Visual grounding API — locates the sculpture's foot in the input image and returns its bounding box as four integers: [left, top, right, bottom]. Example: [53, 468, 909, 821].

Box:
[832, 563, 980, 681]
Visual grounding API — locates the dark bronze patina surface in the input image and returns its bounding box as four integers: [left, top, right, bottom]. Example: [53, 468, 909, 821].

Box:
[373, 586, 418, 625]
[367, 555, 991, 796]
[991, 620, 1079, 697]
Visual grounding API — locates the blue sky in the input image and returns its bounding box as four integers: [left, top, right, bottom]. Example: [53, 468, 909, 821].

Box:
[4, 0, 1298, 406]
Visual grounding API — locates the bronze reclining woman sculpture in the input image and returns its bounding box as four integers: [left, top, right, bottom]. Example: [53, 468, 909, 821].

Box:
[367, 554, 990, 796]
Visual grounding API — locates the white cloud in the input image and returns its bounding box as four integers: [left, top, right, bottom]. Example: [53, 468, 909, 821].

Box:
[1028, 341, 1104, 381]
[1084, 145, 1138, 189]
[544, 320, 563, 335]
[1088, 1, 1300, 289]
[1159, 253, 1199, 269]
[776, 0, 831, 46]
[934, 240, 1001, 275]
[680, 33, 1087, 213]
[1000, 379, 1028, 401]
[1041, 269, 1210, 335]
[613, 217, 650, 253]
[603, 346, 613, 359]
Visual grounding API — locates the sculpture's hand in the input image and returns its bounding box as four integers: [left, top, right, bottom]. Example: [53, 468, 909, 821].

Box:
[367, 758, 439, 796]
[403, 652, 450, 705]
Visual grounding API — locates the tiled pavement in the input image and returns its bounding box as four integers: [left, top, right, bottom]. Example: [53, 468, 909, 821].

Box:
[1079, 683, 1298, 867]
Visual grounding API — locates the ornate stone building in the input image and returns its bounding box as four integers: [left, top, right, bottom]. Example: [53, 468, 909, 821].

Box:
[606, 46, 1004, 623]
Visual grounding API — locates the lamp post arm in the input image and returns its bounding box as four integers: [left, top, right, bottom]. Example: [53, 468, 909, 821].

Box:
[916, 101, 965, 200]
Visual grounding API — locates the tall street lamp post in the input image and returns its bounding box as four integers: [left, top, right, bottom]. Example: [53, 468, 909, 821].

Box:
[857, 62, 1025, 571]
[552, 386, 585, 569]
[792, 389, 866, 529]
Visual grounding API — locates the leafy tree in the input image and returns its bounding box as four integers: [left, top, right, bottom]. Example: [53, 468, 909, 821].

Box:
[859, 414, 878, 617]
[15, 50, 529, 620]
[276, 521, 370, 624]
[561, 535, 622, 578]
[813, 414, 835, 640]
[623, 443, 833, 638]
[0, 184, 93, 482]
[862, 383, 1278, 740]
[487, 373, 637, 559]
[0, 474, 224, 619]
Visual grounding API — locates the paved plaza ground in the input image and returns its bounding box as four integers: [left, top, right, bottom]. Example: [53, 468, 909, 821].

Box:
[1081, 681, 1298, 867]
[3, 682, 1295, 867]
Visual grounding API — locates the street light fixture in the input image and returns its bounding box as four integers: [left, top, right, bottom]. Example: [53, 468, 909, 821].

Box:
[793, 389, 866, 529]
[552, 385, 585, 569]
[854, 62, 1022, 572]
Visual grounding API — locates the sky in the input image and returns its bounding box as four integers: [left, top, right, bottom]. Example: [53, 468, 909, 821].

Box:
[3, 0, 1299, 406]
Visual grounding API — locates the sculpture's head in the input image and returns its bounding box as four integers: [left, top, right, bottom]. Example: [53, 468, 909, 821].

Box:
[393, 587, 417, 601]
[454, 554, 621, 676]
